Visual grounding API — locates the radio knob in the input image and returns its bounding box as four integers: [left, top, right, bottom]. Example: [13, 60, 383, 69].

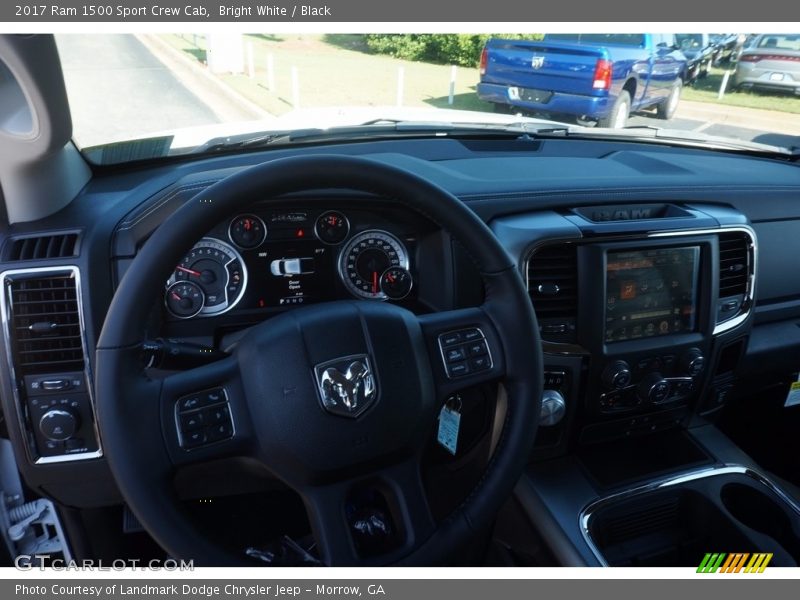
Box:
[602, 360, 632, 389]
[681, 348, 705, 376]
[637, 373, 670, 404]
[39, 409, 78, 441]
[539, 389, 566, 426]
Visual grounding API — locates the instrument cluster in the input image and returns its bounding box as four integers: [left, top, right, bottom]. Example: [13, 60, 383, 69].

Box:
[163, 208, 418, 320]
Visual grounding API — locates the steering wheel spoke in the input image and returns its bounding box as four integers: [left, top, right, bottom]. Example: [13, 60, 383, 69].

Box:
[418, 307, 506, 399]
[159, 356, 254, 467]
[299, 454, 435, 566]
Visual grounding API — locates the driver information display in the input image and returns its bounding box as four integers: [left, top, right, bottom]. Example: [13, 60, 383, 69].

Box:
[605, 246, 699, 343]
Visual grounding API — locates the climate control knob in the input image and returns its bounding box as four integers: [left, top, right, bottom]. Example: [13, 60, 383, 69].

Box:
[39, 409, 78, 441]
[637, 373, 670, 404]
[681, 348, 705, 376]
[602, 360, 632, 389]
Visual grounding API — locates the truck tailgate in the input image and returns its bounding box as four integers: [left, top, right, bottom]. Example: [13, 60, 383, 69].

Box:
[483, 40, 608, 95]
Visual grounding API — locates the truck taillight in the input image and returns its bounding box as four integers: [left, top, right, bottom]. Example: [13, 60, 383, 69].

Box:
[479, 47, 488, 76]
[593, 59, 613, 90]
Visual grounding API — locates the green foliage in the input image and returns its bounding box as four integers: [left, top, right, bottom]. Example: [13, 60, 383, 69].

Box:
[363, 34, 544, 67]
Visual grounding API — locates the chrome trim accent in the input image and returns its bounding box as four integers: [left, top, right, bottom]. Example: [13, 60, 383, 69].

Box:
[0, 266, 103, 465]
[437, 328, 494, 379]
[578, 464, 800, 566]
[522, 225, 758, 354]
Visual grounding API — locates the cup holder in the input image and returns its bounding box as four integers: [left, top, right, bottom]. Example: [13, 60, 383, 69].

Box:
[721, 483, 800, 561]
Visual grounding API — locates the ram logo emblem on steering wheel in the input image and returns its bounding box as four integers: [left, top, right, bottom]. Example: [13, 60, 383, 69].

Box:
[315, 355, 377, 418]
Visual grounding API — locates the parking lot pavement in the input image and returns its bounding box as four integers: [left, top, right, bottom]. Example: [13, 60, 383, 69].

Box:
[629, 99, 800, 148]
[58, 34, 223, 148]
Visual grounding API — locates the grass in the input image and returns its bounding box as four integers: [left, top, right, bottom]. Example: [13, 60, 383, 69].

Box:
[682, 66, 800, 114]
[161, 35, 800, 118]
[160, 33, 495, 117]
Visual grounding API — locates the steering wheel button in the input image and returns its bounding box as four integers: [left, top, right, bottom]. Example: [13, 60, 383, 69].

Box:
[205, 388, 225, 405]
[447, 362, 470, 378]
[182, 430, 207, 449]
[462, 329, 483, 342]
[440, 332, 462, 346]
[445, 347, 467, 363]
[178, 395, 202, 412]
[467, 341, 487, 357]
[204, 405, 230, 425]
[180, 412, 205, 432]
[469, 356, 491, 371]
[206, 422, 233, 442]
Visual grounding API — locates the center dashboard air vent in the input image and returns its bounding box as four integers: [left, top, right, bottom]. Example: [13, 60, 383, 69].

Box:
[716, 230, 754, 328]
[526, 243, 578, 343]
[5, 272, 85, 376]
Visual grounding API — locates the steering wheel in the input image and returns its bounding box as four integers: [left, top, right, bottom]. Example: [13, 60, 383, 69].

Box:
[95, 155, 542, 566]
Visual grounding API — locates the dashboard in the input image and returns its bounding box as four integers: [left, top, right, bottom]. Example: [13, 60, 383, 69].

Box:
[0, 136, 799, 509]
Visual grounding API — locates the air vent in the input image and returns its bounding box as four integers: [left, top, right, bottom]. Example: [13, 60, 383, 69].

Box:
[526, 243, 578, 342]
[6, 272, 85, 376]
[718, 232, 749, 297]
[5, 233, 79, 261]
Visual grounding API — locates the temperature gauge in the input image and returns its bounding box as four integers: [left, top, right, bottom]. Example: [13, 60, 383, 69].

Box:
[228, 214, 267, 249]
[380, 267, 413, 300]
[165, 281, 205, 319]
[314, 210, 350, 244]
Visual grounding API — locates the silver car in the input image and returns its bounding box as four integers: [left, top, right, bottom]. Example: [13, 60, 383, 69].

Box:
[734, 34, 800, 94]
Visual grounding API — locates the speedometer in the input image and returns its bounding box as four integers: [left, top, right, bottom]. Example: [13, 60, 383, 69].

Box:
[338, 230, 410, 300]
[166, 238, 247, 317]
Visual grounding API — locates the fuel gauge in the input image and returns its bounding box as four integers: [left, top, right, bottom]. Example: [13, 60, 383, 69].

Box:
[380, 267, 413, 300]
[165, 281, 205, 319]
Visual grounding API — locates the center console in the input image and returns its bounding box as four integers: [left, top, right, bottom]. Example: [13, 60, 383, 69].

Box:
[491, 202, 756, 448]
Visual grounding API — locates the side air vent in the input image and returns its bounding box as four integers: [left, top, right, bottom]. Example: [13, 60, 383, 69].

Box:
[715, 230, 755, 329]
[6, 272, 85, 376]
[526, 243, 578, 343]
[4, 233, 79, 261]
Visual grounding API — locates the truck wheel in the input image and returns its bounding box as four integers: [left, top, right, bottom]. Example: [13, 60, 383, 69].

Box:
[599, 91, 630, 128]
[656, 79, 682, 120]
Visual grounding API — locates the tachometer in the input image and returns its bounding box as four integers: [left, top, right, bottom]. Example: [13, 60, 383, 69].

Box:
[167, 238, 247, 316]
[338, 230, 409, 300]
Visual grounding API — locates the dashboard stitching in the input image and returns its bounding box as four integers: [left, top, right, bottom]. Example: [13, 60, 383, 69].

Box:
[117, 179, 222, 230]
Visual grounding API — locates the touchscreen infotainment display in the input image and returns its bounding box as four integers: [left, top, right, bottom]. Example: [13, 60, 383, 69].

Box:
[605, 247, 699, 343]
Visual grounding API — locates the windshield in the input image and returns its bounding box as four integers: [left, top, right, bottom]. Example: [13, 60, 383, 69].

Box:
[54, 32, 800, 164]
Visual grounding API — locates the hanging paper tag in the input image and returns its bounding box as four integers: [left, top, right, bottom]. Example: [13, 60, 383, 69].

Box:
[437, 397, 461, 455]
[785, 375, 800, 408]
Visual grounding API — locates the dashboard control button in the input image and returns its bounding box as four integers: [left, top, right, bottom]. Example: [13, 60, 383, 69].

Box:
[681, 348, 705, 376]
[638, 373, 670, 404]
[39, 409, 78, 442]
[602, 361, 632, 389]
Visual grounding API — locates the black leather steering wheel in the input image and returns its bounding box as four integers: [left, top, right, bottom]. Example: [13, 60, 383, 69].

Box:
[95, 155, 542, 566]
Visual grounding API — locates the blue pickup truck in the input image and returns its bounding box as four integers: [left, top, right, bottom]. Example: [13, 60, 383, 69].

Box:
[477, 34, 687, 128]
